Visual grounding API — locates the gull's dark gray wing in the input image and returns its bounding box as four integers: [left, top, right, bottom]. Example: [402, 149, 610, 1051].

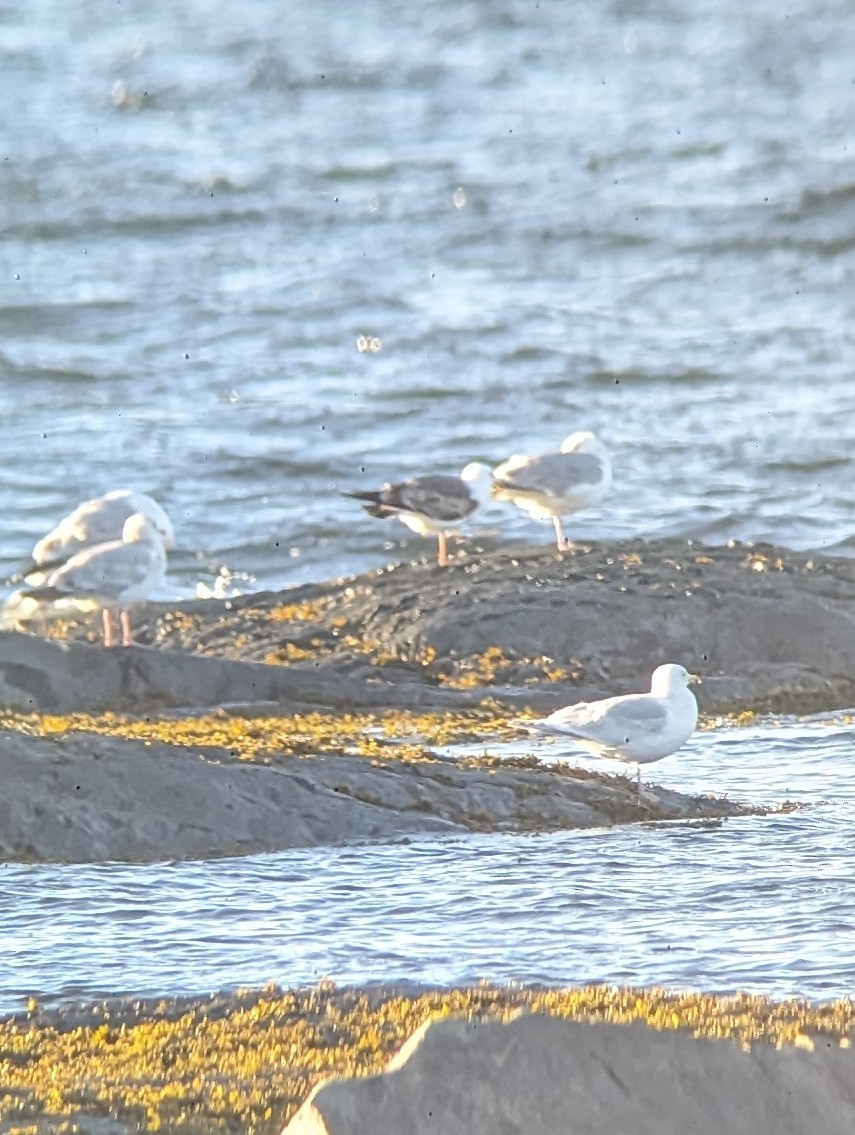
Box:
[348, 474, 476, 522]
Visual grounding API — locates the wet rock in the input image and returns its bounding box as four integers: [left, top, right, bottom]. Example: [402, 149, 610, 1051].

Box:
[147, 539, 855, 715]
[7, 539, 855, 715]
[284, 1012, 855, 1135]
[0, 630, 482, 714]
[0, 728, 749, 863]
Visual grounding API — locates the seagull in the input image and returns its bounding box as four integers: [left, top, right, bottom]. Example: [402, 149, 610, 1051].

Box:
[518, 664, 698, 794]
[17, 489, 175, 583]
[346, 462, 494, 567]
[492, 431, 611, 551]
[21, 512, 168, 647]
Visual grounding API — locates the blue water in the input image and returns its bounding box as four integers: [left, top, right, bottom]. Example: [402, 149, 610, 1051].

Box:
[2, 0, 855, 599]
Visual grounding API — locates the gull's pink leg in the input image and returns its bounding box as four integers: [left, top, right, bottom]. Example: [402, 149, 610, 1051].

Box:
[120, 609, 134, 647]
[102, 609, 116, 648]
[552, 515, 569, 551]
[436, 531, 448, 568]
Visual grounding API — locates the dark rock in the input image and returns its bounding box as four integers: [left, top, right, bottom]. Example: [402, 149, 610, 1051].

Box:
[7, 539, 855, 714]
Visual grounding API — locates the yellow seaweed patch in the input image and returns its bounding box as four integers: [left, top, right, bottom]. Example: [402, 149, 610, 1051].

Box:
[1, 983, 853, 1134]
[0, 706, 527, 766]
[437, 646, 579, 690]
[266, 597, 337, 623]
[264, 642, 316, 664]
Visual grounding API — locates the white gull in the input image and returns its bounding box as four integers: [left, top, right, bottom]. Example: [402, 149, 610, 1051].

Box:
[519, 664, 698, 794]
[493, 431, 611, 551]
[23, 512, 168, 647]
[24, 489, 174, 581]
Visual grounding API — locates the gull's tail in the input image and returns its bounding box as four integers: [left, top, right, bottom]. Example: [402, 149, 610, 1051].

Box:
[15, 585, 73, 604]
[342, 490, 392, 519]
[509, 717, 550, 733]
[6, 560, 38, 586]
[6, 553, 72, 586]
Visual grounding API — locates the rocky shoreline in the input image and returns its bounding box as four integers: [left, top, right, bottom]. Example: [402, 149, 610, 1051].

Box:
[0, 705, 765, 863]
[1, 536, 845, 862]
[1, 541, 850, 1129]
[3, 981, 854, 1134]
[6, 537, 855, 717]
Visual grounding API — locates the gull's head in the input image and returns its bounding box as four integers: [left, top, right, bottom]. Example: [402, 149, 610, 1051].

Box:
[135, 496, 175, 550]
[650, 663, 693, 697]
[459, 462, 495, 506]
[110, 491, 175, 550]
[560, 431, 607, 458]
[148, 513, 175, 549]
[121, 512, 162, 545]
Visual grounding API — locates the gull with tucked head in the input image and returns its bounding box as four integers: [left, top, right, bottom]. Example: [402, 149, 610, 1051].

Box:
[493, 431, 611, 551]
[518, 664, 698, 796]
[346, 462, 494, 567]
[17, 489, 174, 584]
[21, 512, 169, 647]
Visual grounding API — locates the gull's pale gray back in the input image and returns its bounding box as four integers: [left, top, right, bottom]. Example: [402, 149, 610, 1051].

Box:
[494, 451, 606, 496]
[550, 692, 668, 737]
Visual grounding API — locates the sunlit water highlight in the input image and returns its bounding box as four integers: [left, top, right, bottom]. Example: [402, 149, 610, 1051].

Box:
[4, 718, 854, 1013]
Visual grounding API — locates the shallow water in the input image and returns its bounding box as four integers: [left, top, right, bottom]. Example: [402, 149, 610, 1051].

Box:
[4, 718, 855, 1013]
[3, 0, 855, 599]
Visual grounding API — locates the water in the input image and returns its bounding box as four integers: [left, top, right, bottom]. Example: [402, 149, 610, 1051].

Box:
[3, 0, 855, 1008]
[3, 0, 855, 596]
[4, 718, 855, 1013]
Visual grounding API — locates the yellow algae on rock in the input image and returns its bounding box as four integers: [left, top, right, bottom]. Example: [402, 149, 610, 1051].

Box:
[1, 983, 854, 1135]
[0, 705, 529, 766]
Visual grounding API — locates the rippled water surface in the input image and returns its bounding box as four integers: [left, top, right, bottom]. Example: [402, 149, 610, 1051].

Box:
[3, 0, 855, 595]
[3, 719, 855, 1013]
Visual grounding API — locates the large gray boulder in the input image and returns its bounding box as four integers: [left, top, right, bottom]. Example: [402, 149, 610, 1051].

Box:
[283, 1013, 855, 1135]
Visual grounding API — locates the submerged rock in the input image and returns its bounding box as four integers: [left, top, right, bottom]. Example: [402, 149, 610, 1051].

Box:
[284, 1012, 855, 1135]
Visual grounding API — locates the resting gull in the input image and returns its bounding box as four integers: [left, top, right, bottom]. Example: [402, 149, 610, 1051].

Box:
[518, 664, 698, 794]
[346, 462, 494, 567]
[19, 489, 175, 582]
[22, 512, 168, 647]
[493, 431, 611, 551]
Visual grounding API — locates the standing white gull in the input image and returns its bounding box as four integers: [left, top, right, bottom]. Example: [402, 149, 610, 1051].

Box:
[519, 664, 698, 794]
[22, 513, 168, 647]
[346, 462, 494, 567]
[493, 431, 611, 551]
[22, 489, 175, 581]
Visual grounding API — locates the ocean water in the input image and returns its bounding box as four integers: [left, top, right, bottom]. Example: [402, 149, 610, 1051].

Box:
[2, 0, 855, 596]
[2, 717, 855, 1013]
[3, 0, 855, 1008]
